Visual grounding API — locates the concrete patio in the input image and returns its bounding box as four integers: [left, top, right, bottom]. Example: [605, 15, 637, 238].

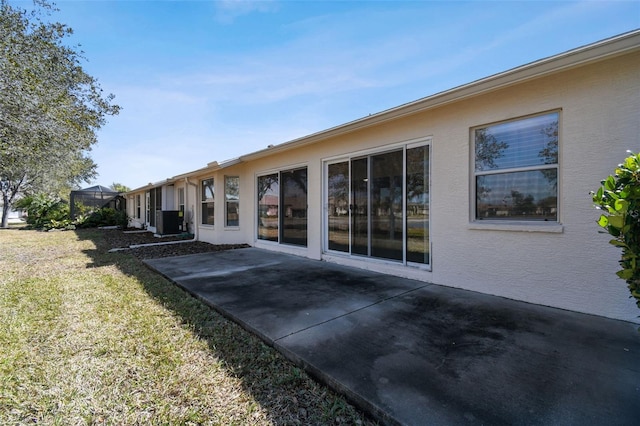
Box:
[145, 247, 640, 425]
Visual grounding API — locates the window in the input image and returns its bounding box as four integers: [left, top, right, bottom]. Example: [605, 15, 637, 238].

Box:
[257, 168, 308, 246]
[136, 194, 141, 219]
[225, 176, 239, 227]
[178, 187, 185, 214]
[326, 142, 430, 265]
[201, 178, 215, 225]
[473, 112, 558, 221]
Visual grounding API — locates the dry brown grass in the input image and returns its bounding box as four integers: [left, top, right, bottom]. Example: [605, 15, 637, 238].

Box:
[0, 228, 375, 425]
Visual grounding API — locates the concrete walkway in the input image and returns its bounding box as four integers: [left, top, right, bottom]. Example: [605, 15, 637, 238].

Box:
[144, 248, 640, 425]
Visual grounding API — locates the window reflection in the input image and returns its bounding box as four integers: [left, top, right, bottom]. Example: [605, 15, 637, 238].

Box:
[406, 145, 429, 264]
[476, 170, 557, 220]
[225, 176, 239, 227]
[351, 158, 368, 256]
[371, 150, 403, 261]
[257, 174, 278, 241]
[328, 162, 349, 252]
[325, 144, 430, 265]
[474, 112, 559, 221]
[281, 168, 308, 246]
[201, 178, 214, 225]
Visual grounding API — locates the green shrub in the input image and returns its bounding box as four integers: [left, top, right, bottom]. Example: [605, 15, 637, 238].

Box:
[75, 207, 128, 229]
[15, 194, 73, 230]
[592, 151, 640, 310]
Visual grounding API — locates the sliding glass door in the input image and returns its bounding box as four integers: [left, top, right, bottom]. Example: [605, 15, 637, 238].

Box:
[257, 167, 308, 247]
[325, 143, 430, 266]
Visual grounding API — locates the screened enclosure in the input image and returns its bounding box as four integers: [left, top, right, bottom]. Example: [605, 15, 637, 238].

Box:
[69, 185, 125, 219]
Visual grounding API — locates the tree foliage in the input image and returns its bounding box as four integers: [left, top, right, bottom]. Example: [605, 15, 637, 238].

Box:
[0, 0, 120, 227]
[592, 151, 640, 311]
[110, 182, 131, 193]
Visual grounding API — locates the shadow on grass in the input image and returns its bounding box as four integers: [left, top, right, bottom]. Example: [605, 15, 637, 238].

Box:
[75, 228, 374, 425]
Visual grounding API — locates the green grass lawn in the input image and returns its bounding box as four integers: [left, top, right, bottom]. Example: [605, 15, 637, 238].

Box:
[0, 228, 373, 425]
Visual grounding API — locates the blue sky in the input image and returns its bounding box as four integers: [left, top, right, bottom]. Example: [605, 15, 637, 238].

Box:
[14, 0, 640, 190]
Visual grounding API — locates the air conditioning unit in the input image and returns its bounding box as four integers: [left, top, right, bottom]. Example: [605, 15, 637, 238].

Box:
[156, 210, 180, 235]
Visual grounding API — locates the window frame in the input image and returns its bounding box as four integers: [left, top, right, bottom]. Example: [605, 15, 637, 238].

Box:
[201, 178, 215, 226]
[471, 110, 561, 226]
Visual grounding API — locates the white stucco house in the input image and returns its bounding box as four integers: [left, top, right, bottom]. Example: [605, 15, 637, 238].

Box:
[126, 31, 640, 323]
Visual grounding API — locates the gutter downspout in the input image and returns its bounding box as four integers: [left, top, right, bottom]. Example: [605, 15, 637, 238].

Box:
[185, 177, 199, 242]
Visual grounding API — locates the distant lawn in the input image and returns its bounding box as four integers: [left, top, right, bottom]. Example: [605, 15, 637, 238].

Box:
[0, 228, 374, 425]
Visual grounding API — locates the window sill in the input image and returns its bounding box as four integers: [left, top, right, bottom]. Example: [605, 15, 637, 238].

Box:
[468, 221, 564, 233]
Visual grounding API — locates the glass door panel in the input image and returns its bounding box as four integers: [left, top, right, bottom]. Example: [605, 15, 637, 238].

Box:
[406, 145, 430, 264]
[327, 162, 349, 252]
[257, 174, 279, 241]
[351, 157, 368, 256]
[371, 150, 404, 260]
[281, 168, 308, 246]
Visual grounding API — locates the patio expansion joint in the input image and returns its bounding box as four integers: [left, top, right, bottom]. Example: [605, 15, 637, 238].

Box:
[273, 282, 434, 342]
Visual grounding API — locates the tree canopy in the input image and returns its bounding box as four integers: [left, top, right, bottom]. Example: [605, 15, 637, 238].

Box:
[110, 182, 131, 193]
[0, 0, 120, 227]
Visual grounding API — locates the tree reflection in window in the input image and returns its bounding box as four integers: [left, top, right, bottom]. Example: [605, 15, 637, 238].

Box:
[281, 168, 307, 246]
[201, 178, 214, 225]
[257, 174, 278, 241]
[474, 112, 559, 221]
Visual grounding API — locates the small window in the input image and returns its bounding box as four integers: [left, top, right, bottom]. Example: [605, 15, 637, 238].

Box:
[178, 187, 185, 215]
[136, 194, 141, 219]
[145, 192, 150, 223]
[473, 112, 559, 221]
[201, 178, 214, 225]
[178, 187, 185, 226]
[225, 176, 239, 227]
